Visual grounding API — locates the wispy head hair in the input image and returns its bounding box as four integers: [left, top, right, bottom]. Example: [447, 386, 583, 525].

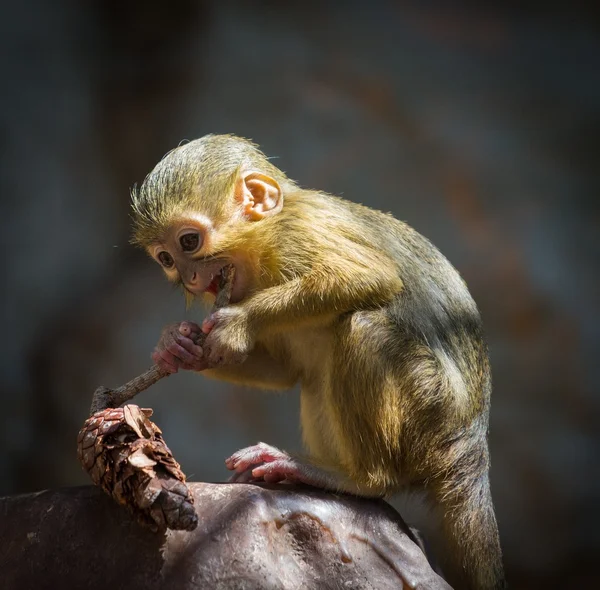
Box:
[131, 134, 294, 247]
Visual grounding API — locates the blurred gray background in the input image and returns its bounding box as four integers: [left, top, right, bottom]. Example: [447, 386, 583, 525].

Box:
[1, 1, 598, 587]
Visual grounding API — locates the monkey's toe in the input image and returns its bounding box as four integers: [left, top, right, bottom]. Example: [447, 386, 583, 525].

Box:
[251, 459, 323, 486]
[225, 442, 289, 473]
[228, 468, 263, 484]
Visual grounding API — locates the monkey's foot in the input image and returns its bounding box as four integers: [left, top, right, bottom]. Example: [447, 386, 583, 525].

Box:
[225, 442, 334, 489]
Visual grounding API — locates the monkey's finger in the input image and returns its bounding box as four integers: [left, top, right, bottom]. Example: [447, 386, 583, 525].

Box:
[262, 472, 288, 484]
[180, 356, 211, 371]
[228, 466, 264, 483]
[253, 459, 329, 489]
[165, 341, 199, 365]
[176, 335, 204, 358]
[252, 461, 297, 483]
[156, 351, 179, 373]
[152, 350, 178, 373]
[201, 316, 217, 334]
[179, 321, 202, 337]
[225, 443, 288, 471]
[226, 450, 266, 471]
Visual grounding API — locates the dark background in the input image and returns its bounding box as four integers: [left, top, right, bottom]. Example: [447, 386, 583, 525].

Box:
[1, 1, 598, 587]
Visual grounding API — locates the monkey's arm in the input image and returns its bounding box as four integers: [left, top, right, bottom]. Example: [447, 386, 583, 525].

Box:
[204, 250, 403, 365]
[250, 251, 402, 330]
[202, 344, 298, 390]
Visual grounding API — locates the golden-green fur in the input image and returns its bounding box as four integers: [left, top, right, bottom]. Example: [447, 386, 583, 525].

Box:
[132, 135, 505, 589]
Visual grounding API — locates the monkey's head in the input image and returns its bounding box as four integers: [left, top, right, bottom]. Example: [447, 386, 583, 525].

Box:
[131, 134, 296, 304]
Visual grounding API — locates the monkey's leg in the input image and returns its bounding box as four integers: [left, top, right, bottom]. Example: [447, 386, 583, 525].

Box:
[226, 312, 407, 494]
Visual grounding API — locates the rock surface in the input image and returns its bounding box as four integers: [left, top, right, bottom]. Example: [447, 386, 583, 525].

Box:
[0, 483, 450, 590]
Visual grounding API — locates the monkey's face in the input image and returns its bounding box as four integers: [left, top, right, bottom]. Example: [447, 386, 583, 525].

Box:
[147, 216, 245, 302]
[143, 170, 284, 305]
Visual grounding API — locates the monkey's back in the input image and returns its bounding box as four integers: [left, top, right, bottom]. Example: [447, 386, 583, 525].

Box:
[287, 192, 491, 425]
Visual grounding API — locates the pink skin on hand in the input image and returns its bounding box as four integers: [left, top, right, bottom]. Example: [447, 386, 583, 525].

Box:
[225, 442, 338, 489]
[201, 316, 216, 334]
[152, 321, 208, 373]
[200, 309, 250, 367]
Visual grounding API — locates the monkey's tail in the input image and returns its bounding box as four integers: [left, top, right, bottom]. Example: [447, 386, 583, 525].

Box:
[434, 470, 506, 590]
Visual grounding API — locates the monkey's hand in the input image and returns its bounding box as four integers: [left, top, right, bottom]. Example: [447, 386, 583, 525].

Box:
[151, 321, 208, 373]
[225, 442, 338, 489]
[201, 306, 253, 368]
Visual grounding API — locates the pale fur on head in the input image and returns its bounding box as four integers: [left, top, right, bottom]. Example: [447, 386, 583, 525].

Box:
[130, 134, 296, 247]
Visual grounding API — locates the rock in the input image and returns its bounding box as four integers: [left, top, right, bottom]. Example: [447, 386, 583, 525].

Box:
[0, 483, 450, 589]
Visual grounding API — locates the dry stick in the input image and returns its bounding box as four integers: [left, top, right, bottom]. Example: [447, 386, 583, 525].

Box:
[89, 265, 236, 415]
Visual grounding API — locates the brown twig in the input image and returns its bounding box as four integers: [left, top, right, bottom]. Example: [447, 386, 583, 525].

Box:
[89, 265, 235, 415]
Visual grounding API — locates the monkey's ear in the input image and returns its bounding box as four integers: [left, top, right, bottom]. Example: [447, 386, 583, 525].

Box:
[237, 171, 283, 220]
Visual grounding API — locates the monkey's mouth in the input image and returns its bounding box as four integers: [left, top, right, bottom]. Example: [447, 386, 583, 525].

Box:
[204, 265, 227, 296]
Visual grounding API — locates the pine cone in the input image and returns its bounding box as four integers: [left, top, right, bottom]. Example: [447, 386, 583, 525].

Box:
[77, 404, 198, 532]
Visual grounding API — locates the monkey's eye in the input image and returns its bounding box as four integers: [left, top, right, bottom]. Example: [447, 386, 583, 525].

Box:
[180, 233, 201, 252]
[157, 251, 174, 268]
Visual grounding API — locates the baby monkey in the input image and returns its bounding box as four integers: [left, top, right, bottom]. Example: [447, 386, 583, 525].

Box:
[131, 135, 505, 589]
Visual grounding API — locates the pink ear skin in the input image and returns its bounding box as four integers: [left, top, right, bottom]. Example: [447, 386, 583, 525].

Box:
[238, 172, 283, 221]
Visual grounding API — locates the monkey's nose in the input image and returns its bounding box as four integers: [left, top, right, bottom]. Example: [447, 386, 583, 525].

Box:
[185, 271, 201, 291]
